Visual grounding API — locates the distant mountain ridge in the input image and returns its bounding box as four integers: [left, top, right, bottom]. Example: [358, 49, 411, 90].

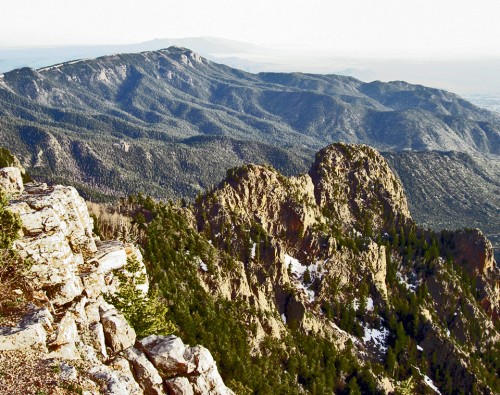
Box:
[0, 47, 498, 256]
[1, 47, 498, 154]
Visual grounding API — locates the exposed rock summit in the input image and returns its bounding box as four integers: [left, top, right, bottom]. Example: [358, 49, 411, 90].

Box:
[0, 168, 233, 394]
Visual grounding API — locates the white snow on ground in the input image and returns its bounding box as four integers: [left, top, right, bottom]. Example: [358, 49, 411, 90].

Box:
[423, 375, 442, 394]
[281, 313, 287, 324]
[417, 345, 424, 351]
[366, 297, 374, 311]
[285, 254, 307, 277]
[308, 261, 325, 280]
[362, 325, 389, 352]
[197, 257, 208, 272]
[414, 367, 442, 394]
[284, 254, 323, 303]
[396, 271, 417, 291]
[250, 243, 257, 259]
[353, 297, 374, 312]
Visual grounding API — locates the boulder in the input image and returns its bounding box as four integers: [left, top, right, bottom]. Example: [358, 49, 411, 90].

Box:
[185, 346, 234, 395]
[49, 311, 78, 346]
[50, 274, 84, 306]
[95, 241, 128, 273]
[0, 308, 52, 351]
[165, 377, 194, 395]
[138, 335, 194, 376]
[139, 335, 234, 395]
[0, 167, 24, 194]
[46, 341, 80, 360]
[90, 363, 142, 395]
[100, 308, 136, 353]
[123, 347, 166, 395]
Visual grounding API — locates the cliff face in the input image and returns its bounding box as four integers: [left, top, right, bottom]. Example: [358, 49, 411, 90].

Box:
[193, 144, 413, 331]
[0, 168, 233, 394]
[189, 143, 499, 393]
[309, 143, 411, 232]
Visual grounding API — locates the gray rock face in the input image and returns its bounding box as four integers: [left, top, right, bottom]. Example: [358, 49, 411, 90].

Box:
[100, 308, 136, 354]
[123, 347, 166, 395]
[139, 335, 234, 395]
[0, 308, 52, 351]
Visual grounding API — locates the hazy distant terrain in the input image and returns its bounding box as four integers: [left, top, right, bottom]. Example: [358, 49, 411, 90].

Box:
[2, 37, 500, 97]
[465, 93, 500, 113]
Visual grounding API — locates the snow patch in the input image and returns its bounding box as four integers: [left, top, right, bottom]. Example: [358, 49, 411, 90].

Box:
[396, 271, 417, 292]
[281, 313, 287, 324]
[424, 375, 442, 394]
[413, 366, 442, 394]
[366, 297, 374, 311]
[284, 254, 322, 303]
[285, 254, 307, 277]
[362, 325, 389, 352]
[250, 243, 257, 259]
[353, 296, 374, 312]
[417, 345, 424, 351]
[197, 257, 208, 272]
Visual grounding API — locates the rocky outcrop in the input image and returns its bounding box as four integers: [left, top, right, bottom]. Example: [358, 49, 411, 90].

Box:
[100, 308, 136, 353]
[447, 229, 500, 318]
[192, 144, 404, 343]
[0, 167, 24, 194]
[123, 347, 166, 395]
[309, 143, 411, 232]
[0, 307, 52, 351]
[0, 169, 234, 394]
[190, 142, 499, 393]
[139, 335, 234, 395]
[451, 228, 496, 276]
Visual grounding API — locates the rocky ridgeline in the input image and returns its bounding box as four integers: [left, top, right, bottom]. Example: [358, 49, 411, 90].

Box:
[194, 144, 411, 342]
[0, 167, 233, 395]
[191, 143, 499, 392]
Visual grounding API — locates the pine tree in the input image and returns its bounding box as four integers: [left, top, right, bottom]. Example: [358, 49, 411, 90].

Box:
[386, 347, 397, 375]
[107, 256, 176, 337]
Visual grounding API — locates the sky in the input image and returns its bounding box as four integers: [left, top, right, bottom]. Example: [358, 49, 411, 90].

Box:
[1, 0, 500, 59]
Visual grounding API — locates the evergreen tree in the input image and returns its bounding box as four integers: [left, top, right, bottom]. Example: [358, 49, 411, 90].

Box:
[106, 256, 176, 337]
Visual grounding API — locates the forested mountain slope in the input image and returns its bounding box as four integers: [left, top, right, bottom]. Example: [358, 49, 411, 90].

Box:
[0, 47, 498, 256]
[90, 143, 500, 394]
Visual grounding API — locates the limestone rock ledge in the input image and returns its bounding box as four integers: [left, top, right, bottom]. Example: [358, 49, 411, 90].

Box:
[0, 169, 233, 395]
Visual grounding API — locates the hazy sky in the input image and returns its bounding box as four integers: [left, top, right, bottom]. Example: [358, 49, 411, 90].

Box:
[1, 0, 499, 58]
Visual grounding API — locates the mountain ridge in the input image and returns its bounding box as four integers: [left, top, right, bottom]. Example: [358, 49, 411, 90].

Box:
[0, 46, 498, 258]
